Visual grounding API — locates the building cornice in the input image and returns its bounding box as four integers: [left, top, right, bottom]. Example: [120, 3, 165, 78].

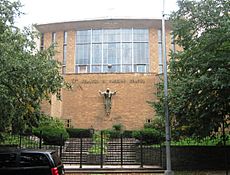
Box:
[35, 18, 171, 32]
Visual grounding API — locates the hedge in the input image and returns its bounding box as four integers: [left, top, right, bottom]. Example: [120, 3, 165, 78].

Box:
[66, 128, 93, 138]
[33, 127, 69, 146]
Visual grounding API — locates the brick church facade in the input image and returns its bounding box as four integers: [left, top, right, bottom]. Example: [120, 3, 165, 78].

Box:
[36, 18, 174, 130]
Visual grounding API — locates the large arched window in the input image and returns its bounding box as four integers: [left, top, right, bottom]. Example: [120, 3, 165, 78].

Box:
[75, 28, 149, 73]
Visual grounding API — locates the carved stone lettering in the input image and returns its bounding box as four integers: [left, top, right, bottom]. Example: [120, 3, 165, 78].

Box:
[71, 78, 145, 85]
[109, 79, 126, 83]
[130, 79, 145, 84]
[81, 80, 99, 84]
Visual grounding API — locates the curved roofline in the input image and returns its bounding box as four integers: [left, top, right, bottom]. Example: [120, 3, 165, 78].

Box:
[35, 18, 171, 33]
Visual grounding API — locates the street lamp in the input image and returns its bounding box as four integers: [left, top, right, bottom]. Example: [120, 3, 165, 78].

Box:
[162, 0, 173, 174]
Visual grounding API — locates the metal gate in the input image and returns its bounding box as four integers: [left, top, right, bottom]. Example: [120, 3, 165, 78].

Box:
[60, 134, 162, 168]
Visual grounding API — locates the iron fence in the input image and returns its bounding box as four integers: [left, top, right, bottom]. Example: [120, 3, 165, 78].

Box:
[0, 132, 162, 168]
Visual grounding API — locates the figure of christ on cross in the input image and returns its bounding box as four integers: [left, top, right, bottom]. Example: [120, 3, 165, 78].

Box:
[99, 88, 117, 115]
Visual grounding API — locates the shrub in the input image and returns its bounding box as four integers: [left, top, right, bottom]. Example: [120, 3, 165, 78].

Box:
[123, 130, 133, 138]
[33, 115, 69, 145]
[103, 130, 133, 138]
[33, 127, 69, 145]
[66, 128, 92, 138]
[132, 128, 164, 144]
[102, 123, 127, 138]
[112, 123, 123, 131]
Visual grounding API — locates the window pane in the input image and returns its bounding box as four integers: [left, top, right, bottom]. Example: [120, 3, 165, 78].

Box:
[134, 43, 148, 64]
[92, 30, 102, 43]
[52, 32, 56, 43]
[76, 30, 90, 44]
[122, 65, 132, 72]
[158, 30, 163, 74]
[122, 29, 132, 42]
[134, 64, 146, 72]
[63, 31, 67, 44]
[103, 29, 120, 42]
[92, 44, 102, 64]
[76, 44, 90, 64]
[122, 43, 132, 64]
[108, 43, 120, 64]
[76, 65, 89, 73]
[92, 65, 101, 73]
[133, 29, 148, 42]
[103, 43, 120, 65]
[103, 65, 120, 72]
[63, 45, 67, 64]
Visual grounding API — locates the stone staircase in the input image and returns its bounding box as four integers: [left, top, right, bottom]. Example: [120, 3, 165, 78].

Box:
[61, 138, 93, 163]
[106, 138, 138, 165]
[61, 138, 139, 165]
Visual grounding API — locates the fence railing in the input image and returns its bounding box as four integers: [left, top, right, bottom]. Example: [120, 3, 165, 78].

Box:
[1, 132, 230, 170]
[0, 132, 162, 168]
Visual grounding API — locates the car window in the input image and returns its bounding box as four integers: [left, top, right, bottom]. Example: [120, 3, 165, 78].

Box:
[51, 152, 62, 166]
[0, 153, 17, 167]
[19, 153, 49, 167]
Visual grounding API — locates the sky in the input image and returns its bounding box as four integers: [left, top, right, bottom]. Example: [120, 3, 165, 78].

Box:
[15, 0, 179, 28]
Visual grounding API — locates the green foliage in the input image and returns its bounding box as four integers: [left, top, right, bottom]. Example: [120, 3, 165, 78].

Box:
[112, 123, 123, 131]
[144, 117, 165, 132]
[132, 128, 164, 145]
[103, 129, 133, 138]
[66, 128, 92, 138]
[88, 131, 109, 154]
[0, 0, 70, 133]
[102, 123, 125, 138]
[122, 130, 133, 138]
[103, 130, 121, 138]
[152, 0, 230, 139]
[171, 134, 230, 146]
[33, 115, 69, 145]
[0, 133, 39, 147]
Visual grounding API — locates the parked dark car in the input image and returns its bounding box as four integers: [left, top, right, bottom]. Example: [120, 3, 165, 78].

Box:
[0, 148, 64, 175]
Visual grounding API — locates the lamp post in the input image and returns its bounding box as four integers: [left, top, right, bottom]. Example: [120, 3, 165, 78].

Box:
[162, 0, 173, 174]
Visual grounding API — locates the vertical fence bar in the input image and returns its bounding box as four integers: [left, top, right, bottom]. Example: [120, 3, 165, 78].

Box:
[59, 134, 63, 158]
[19, 133, 22, 148]
[140, 136, 143, 168]
[100, 131, 103, 168]
[80, 134, 83, 168]
[160, 144, 163, 167]
[120, 134, 123, 167]
[39, 131, 42, 149]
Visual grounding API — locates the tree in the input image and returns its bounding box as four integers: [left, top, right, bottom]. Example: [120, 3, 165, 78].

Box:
[152, 0, 230, 138]
[0, 0, 69, 133]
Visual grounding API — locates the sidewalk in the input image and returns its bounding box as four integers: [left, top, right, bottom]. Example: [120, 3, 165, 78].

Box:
[64, 164, 165, 174]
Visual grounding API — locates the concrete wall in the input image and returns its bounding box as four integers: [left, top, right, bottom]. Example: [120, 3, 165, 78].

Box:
[140, 146, 230, 171]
